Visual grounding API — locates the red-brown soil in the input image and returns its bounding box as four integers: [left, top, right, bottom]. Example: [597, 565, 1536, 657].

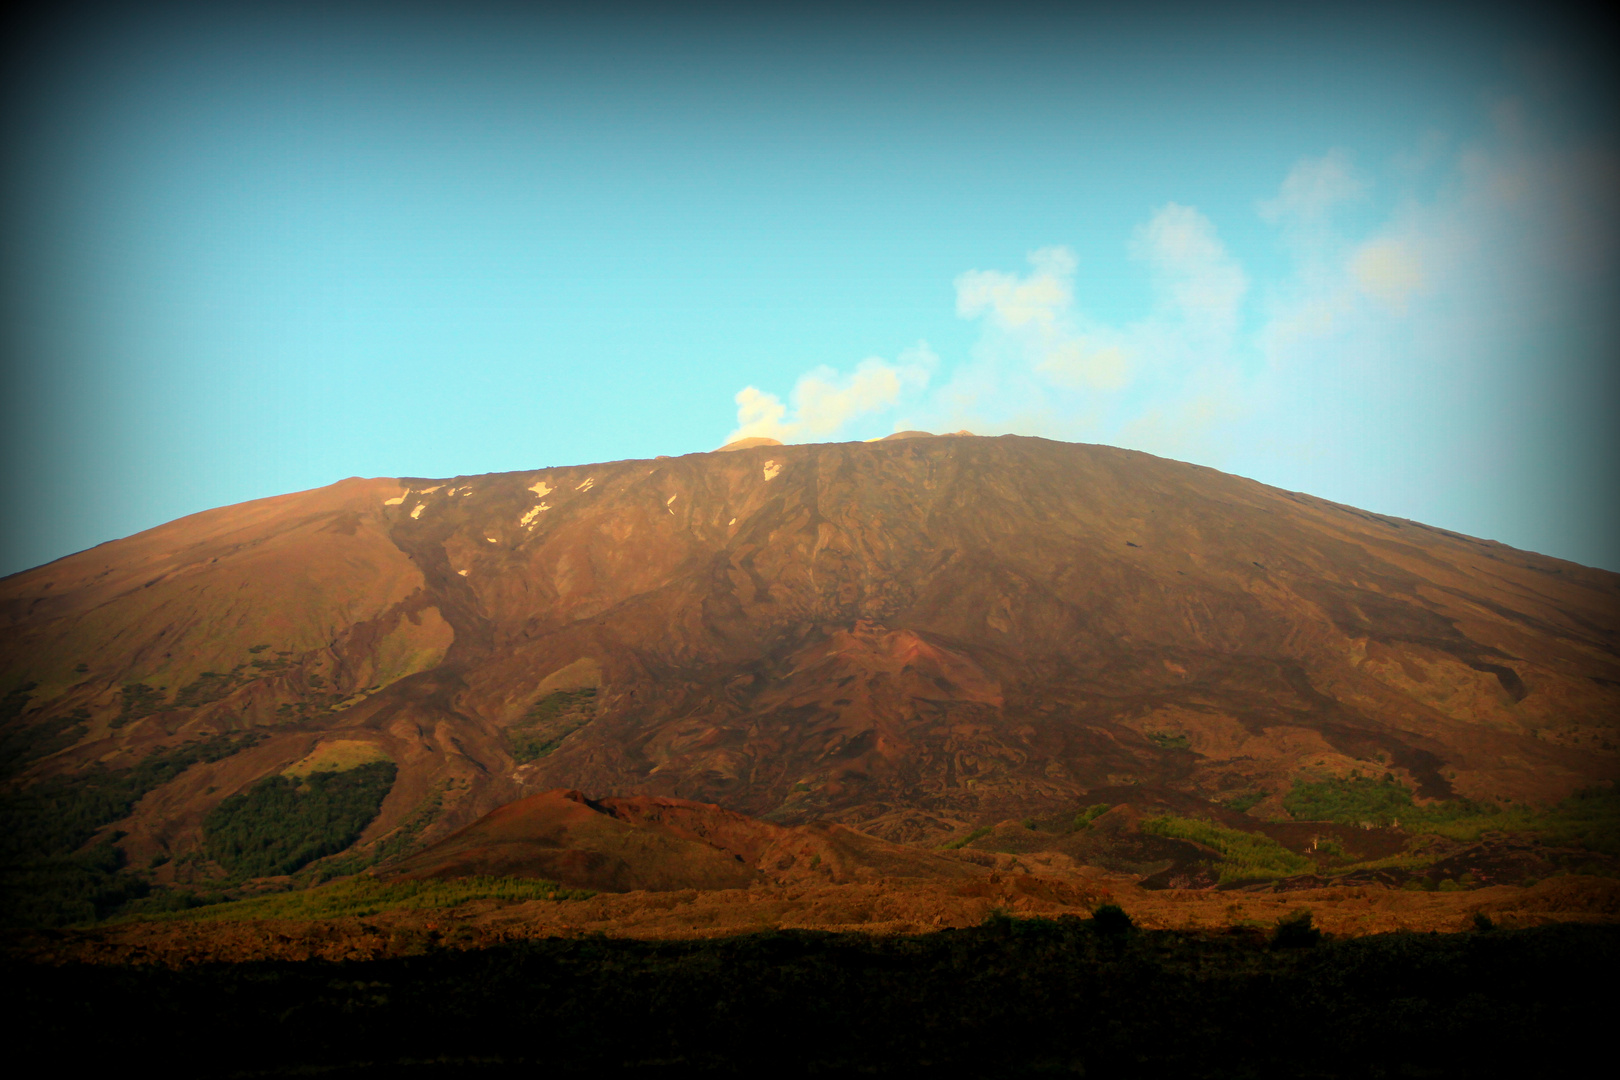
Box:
[3, 435, 1617, 875]
[388, 788, 984, 891]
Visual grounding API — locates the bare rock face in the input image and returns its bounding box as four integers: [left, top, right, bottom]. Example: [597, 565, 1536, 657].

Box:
[3, 435, 1617, 863]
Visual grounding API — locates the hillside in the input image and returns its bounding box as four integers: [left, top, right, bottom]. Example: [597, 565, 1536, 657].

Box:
[2, 435, 1617, 907]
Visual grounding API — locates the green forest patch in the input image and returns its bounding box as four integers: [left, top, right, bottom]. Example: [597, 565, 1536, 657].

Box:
[203, 761, 398, 879]
[0, 732, 264, 926]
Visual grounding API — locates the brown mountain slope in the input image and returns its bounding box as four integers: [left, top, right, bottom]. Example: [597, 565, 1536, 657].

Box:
[2, 436, 1617, 871]
[387, 787, 987, 892]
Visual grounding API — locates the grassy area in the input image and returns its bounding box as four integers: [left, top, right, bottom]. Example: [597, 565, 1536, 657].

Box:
[509, 689, 597, 762]
[1282, 776, 1620, 853]
[939, 826, 992, 850]
[1141, 815, 1311, 884]
[115, 874, 593, 923]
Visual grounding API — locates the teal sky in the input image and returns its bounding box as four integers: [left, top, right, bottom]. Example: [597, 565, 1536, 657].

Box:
[3, 1, 1616, 574]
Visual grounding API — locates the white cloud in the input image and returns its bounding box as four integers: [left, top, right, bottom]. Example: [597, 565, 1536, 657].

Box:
[1350, 238, 1426, 310]
[1258, 149, 1366, 224]
[955, 246, 1130, 392]
[727, 344, 936, 444]
[1131, 202, 1249, 335]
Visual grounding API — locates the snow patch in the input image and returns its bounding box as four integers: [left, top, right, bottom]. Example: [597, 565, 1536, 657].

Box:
[528, 480, 553, 497]
[762, 460, 781, 481]
[410, 504, 426, 520]
[384, 493, 406, 506]
[576, 477, 595, 492]
[519, 503, 551, 527]
[457, 569, 469, 576]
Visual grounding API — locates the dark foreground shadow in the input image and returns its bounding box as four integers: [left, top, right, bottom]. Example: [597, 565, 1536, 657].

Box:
[11, 917, 1615, 1078]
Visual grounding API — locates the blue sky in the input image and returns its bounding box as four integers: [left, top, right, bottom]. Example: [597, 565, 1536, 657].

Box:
[3, 1, 1616, 574]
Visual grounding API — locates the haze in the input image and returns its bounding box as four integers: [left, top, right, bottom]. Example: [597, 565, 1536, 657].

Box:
[2, 1, 1616, 576]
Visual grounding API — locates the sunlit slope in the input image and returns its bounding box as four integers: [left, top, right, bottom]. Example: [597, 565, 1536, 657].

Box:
[3, 436, 1617, 866]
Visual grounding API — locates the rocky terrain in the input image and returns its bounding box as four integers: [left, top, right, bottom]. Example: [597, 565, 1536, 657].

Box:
[2, 434, 1617, 910]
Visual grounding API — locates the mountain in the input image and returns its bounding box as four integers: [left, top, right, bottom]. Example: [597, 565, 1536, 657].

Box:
[3, 435, 1617, 882]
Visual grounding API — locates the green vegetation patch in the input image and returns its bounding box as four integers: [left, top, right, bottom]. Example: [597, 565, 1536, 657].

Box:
[1, 707, 90, 778]
[1146, 731, 1190, 750]
[940, 826, 993, 850]
[1072, 804, 1112, 830]
[1220, 791, 1267, 813]
[1141, 815, 1310, 884]
[204, 761, 398, 879]
[123, 874, 593, 924]
[174, 669, 244, 709]
[1282, 774, 1424, 826]
[0, 732, 264, 926]
[111, 683, 167, 728]
[1282, 776, 1620, 854]
[508, 688, 597, 763]
[1398, 784, 1620, 853]
[302, 780, 454, 884]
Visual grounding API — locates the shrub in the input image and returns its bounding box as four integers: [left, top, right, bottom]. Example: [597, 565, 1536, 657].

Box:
[1473, 912, 1495, 932]
[1091, 903, 1134, 935]
[1271, 908, 1320, 949]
